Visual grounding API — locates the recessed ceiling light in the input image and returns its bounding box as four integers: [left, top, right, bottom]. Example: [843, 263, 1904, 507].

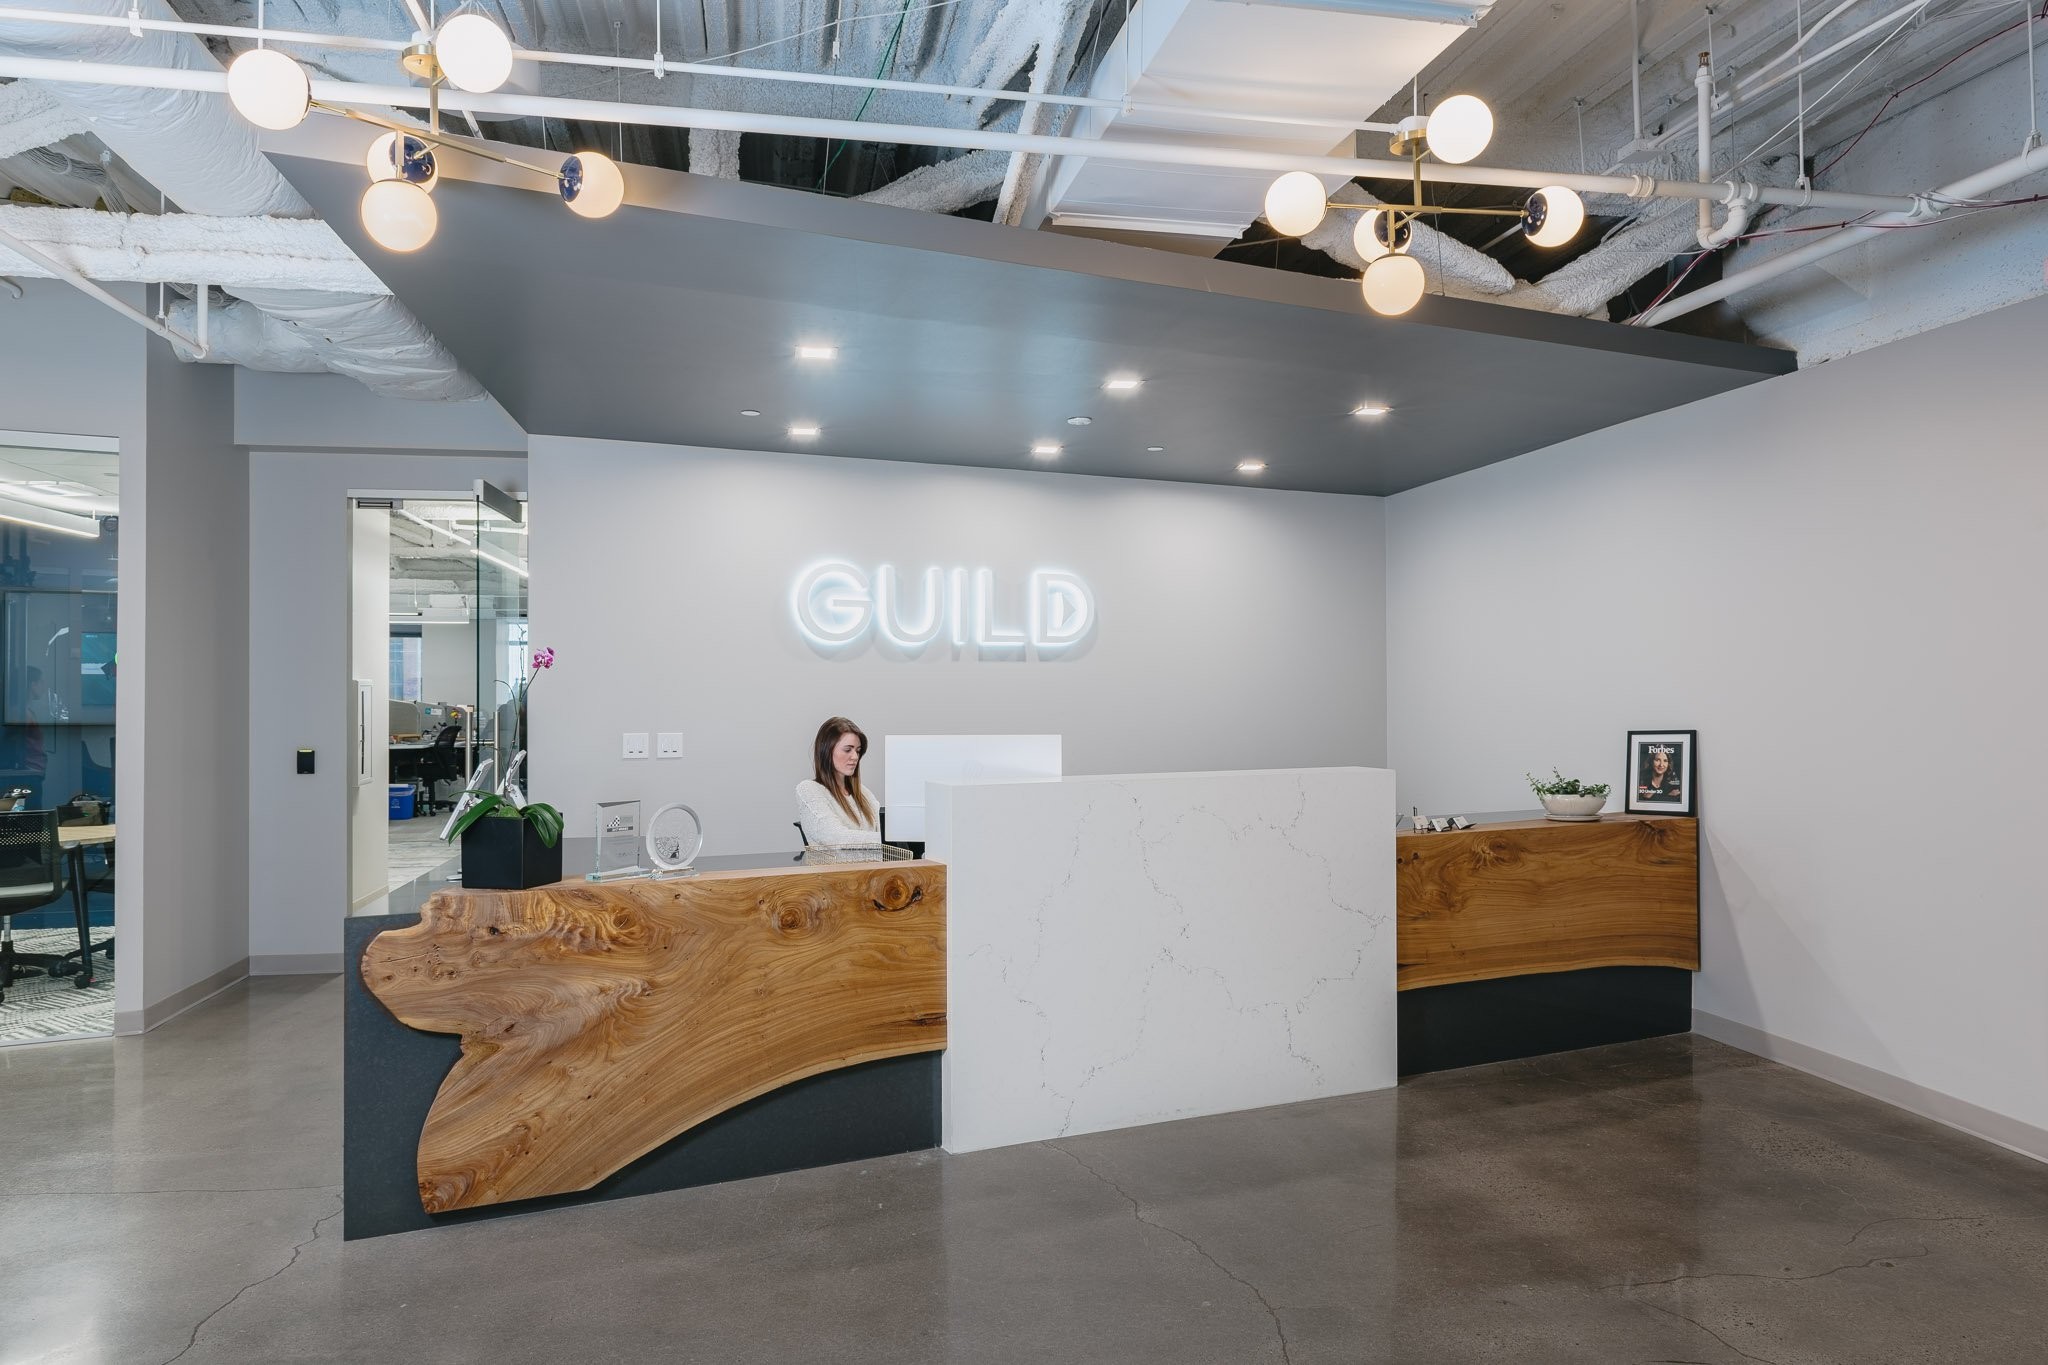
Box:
[1103, 376, 1142, 392]
[740, 408, 762, 417]
[789, 423, 821, 438]
[1236, 459, 1267, 474]
[1066, 415, 1092, 426]
[1146, 446, 1165, 452]
[795, 345, 837, 361]
[1352, 402, 1391, 417]
[1031, 443, 1061, 459]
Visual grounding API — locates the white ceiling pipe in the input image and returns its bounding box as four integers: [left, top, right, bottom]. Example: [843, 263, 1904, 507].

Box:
[0, 204, 389, 290]
[1629, 0, 1941, 164]
[0, 4, 1406, 137]
[0, 0, 480, 399]
[0, 54, 1931, 215]
[1634, 140, 2048, 325]
[0, 219, 205, 353]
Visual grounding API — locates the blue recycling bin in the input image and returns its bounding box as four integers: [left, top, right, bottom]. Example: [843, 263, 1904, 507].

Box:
[389, 783, 415, 820]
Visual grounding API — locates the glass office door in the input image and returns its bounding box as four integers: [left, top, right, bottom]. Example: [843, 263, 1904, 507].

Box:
[471, 482, 528, 798]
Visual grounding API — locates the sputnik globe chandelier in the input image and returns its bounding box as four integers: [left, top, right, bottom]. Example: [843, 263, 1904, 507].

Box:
[223, 1, 625, 251]
[1262, 94, 1586, 317]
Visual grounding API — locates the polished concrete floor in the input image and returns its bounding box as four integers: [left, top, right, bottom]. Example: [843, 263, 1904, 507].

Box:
[3, 979, 2045, 1365]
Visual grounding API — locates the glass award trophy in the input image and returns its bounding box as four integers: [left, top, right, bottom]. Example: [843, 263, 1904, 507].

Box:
[646, 802, 704, 880]
[588, 799, 647, 882]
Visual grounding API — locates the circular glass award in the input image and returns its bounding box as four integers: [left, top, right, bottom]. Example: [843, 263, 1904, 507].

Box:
[646, 802, 704, 875]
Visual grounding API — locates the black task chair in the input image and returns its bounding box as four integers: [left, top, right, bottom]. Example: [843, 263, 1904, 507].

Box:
[419, 727, 467, 816]
[0, 811, 79, 1004]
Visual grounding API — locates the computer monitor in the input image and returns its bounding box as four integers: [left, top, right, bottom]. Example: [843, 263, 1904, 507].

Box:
[882, 735, 1063, 842]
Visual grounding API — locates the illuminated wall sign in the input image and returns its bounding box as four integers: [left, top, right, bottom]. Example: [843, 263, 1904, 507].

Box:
[792, 562, 1095, 657]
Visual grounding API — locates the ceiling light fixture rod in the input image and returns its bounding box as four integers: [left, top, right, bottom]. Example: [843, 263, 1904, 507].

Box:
[0, 54, 1929, 215]
[331, 103, 558, 177]
[0, 7, 1402, 137]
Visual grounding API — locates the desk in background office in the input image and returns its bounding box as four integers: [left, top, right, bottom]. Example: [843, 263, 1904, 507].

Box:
[57, 821, 114, 986]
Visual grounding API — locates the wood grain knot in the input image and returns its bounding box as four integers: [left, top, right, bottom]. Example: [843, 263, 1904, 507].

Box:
[871, 878, 924, 913]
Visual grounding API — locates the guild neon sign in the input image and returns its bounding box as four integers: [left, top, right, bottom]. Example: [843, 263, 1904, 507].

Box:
[791, 561, 1095, 657]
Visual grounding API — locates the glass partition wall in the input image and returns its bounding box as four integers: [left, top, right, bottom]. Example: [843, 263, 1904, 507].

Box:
[377, 489, 528, 899]
[0, 434, 119, 1045]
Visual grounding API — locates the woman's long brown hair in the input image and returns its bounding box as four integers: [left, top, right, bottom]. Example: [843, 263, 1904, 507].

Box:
[812, 716, 876, 827]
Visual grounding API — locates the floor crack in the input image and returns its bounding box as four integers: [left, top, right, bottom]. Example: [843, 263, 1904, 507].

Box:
[1048, 1142, 1292, 1364]
[156, 1194, 343, 1365]
[1603, 1245, 1930, 1293]
[1634, 1300, 1784, 1365]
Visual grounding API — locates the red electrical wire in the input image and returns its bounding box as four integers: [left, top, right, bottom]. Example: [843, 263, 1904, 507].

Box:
[1817, 1, 2048, 180]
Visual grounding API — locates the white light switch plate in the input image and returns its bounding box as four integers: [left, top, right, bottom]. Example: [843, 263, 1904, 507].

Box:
[656, 732, 683, 759]
[622, 731, 649, 760]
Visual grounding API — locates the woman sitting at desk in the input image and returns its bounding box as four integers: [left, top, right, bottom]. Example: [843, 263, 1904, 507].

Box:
[796, 716, 880, 847]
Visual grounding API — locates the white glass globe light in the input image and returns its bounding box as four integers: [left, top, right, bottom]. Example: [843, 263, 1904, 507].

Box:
[1263, 171, 1327, 238]
[1353, 209, 1390, 263]
[434, 9, 514, 94]
[360, 179, 439, 253]
[1523, 185, 1586, 248]
[226, 48, 310, 131]
[1351, 208, 1412, 263]
[1424, 93, 1493, 165]
[558, 151, 626, 219]
[1361, 252, 1427, 317]
[365, 132, 439, 192]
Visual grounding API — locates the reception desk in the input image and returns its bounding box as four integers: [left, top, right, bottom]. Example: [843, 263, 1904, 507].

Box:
[344, 847, 946, 1238]
[929, 767, 1398, 1153]
[1394, 813, 1700, 1074]
[347, 768, 1401, 1236]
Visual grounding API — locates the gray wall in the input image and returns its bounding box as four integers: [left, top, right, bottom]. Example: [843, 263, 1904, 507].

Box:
[1385, 294, 2048, 1152]
[134, 340, 251, 1029]
[0, 281, 150, 1024]
[246, 449, 528, 970]
[528, 437, 1387, 855]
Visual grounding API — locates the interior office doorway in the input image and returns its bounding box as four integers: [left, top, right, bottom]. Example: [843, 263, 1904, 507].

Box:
[346, 481, 528, 914]
[0, 431, 120, 1046]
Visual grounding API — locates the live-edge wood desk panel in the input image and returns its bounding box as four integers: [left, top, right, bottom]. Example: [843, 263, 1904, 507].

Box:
[1395, 815, 1698, 991]
[361, 859, 946, 1213]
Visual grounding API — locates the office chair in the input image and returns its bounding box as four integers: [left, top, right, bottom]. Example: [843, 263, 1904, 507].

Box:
[0, 811, 79, 1005]
[419, 726, 466, 816]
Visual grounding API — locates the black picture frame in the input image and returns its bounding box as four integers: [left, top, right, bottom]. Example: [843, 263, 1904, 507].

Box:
[1625, 730, 1696, 816]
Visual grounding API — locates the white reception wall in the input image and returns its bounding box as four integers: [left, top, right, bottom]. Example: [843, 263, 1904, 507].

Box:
[928, 767, 1396, 1153]
[528, 438, 1387, 854]
[1385, 295, 2048, 1158]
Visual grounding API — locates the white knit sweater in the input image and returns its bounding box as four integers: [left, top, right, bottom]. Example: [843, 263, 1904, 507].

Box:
[795, 779, 879, 846]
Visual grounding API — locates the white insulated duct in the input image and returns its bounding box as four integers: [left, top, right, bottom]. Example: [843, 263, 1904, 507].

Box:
[688, 127, 741, 179]
[0, 0, 482, 400]
[0, 203, 387, 290]
[856, 149, 1008, 213]
[0, 79, 82, 158]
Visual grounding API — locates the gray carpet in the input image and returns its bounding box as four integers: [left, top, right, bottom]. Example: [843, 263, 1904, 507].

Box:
[0, 927, 114, 1043]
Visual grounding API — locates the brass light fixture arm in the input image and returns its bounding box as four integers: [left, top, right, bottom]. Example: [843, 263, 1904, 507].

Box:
[322, 103, 565, 180]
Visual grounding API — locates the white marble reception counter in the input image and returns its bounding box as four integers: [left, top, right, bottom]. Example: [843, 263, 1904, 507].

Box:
[925, 767, 1396, 1154]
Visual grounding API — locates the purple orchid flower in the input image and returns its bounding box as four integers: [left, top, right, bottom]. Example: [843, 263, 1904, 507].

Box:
[531, 646, 555, 670]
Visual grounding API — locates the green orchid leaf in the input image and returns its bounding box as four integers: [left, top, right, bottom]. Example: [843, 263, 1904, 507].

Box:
[444, 792, 506, 843]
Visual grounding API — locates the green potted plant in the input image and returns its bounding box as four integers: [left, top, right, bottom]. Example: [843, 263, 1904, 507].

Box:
[1526, 769, 1611, 822]
[444, 645, 564, 889]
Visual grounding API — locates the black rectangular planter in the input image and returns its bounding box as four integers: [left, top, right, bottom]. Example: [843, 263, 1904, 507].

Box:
[460, 816, 564, 890]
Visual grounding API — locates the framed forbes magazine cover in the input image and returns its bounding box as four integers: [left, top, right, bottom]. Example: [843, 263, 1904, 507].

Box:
[1626, 730, 1696, 815]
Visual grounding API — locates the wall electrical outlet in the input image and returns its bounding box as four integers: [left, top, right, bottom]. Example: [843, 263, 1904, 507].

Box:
[656, 732, 683, 760]
[622, 732, 650, 760]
